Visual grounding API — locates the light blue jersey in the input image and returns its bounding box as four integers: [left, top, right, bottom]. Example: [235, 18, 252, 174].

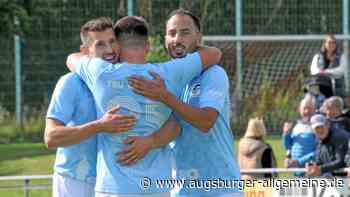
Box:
[74, 53, 202, 194]
[173, 66, 241, 197]
[46, 73, 97, 184]
[283, 120, 317, 176]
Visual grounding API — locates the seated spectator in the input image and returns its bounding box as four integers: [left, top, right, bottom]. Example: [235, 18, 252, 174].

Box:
[321, 96, 350, 132]
[306, 114, 350, 177]
[238, 117, 277, 180]
[282, 94, 318, 176]
[310, 34, 346, 97]
[312, 91, 326, 112]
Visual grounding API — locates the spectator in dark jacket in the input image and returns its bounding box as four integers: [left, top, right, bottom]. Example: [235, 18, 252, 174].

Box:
[321, 96, 350, 132]
[306, 114, 350, 177]
[310, 34, 346, 97]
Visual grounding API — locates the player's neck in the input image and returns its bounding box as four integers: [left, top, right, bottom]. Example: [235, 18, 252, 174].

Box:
[120, 49, 147, 64]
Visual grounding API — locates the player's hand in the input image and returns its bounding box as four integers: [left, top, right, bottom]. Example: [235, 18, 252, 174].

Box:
[305, 162, 314, 176]
[97, 106, 136, 133]
[284, 158, 298, 168]
[287, 159, 299, 168]
[128, 71, 169, 103]
[116, 136, 154, 166]
[306, 162, 320, 176]
[284, 158, 291, 168]
[283, 121, 293, 134]
[346, 168, 350, 180]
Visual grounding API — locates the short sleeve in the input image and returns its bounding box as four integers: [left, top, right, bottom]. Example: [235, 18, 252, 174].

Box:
[46, 74, 79, 125]
[75, 56, 113, 90]
[199, 66, 229, 113]
[160, 52, 202, 89]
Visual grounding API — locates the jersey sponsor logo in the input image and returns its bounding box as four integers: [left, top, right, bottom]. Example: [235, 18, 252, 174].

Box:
[189, 83, 201, 97]
[107, 80, 125, 89]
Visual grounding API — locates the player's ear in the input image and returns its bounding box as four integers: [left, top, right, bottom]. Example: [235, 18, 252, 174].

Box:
[197, 32, 203, 46]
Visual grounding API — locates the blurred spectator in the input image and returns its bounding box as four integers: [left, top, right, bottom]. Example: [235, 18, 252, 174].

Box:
[282, 94, 317, 176]
[238, 117, 277, 180]
[310, 34, 346, 97]
[343, 141, 350, 179]
[321, 96, 350, 132]
[309, 86, 326, 112]
[306, 114, 350, 177]
[303, 76, 328, 111]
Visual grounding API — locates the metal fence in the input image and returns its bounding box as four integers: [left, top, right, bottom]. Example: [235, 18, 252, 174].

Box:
[0, 168, 346, 197]
[0, 169, 303, 197]
[0, 175, 52, 197]
[1, 0, 350, 134]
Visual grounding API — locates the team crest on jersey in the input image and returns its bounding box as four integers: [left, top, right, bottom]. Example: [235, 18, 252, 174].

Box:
[189, 83, 201, 97]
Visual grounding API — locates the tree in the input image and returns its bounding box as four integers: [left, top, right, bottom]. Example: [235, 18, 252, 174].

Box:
[0, 0, 31, 35]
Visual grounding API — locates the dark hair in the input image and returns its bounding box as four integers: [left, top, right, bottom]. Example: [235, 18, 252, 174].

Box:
[321, 34, 338, 53]
[167, 8, 201, 32]
[113, 16, 148, 39]
[80, 17, 113, 46]
[320, 34, 340, 66]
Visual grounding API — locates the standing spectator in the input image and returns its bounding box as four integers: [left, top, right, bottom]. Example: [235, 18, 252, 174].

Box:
[306, 114, 350, 177]
[238, 117, 277, 180]
[282, 94, 318, 176]
[310, 34, 346, 97]
[321, 96, 350, 132]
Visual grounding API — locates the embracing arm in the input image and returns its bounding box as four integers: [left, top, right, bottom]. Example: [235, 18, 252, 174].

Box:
[129, 71, 218, 133]
[117, 115, 181, 165]
[197, 45, 222, 70]
[150, 115, 181, 148]
[162, 92, 218, 133]
[45, 118, 102, 149]
[66, 52, 85, 72]
[44, 106, 136, 149]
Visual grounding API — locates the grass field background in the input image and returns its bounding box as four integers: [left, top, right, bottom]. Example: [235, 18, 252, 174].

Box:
[0, 143, 54, 197]
[0, 135, 285, 197]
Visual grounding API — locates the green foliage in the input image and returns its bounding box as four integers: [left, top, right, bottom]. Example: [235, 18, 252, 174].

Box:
[0, 0, 32, 35]
[233, 72, 305, 134]
[0, 143, 54, 196]
[0, 119, 18, 144]
[243, 0, 342, 34]
[22, 114, 45, 142]
[146, 36, 170, 62]
[0, 113, 45, 144]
